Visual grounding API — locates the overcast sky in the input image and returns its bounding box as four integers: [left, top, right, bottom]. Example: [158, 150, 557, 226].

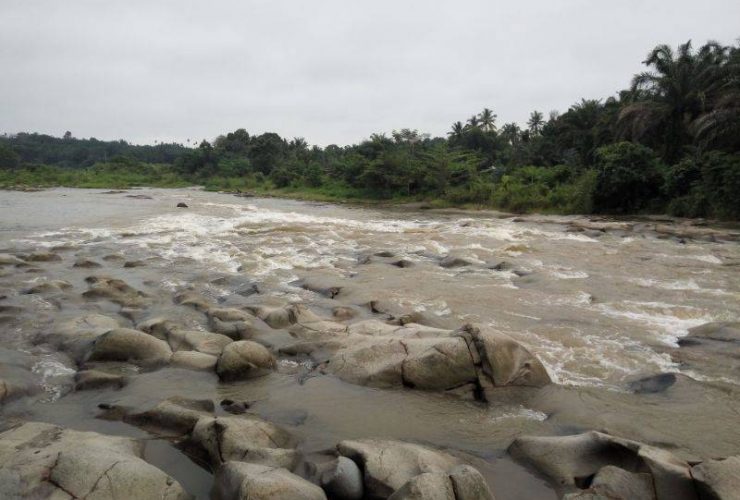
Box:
[1, 1, 738, 146]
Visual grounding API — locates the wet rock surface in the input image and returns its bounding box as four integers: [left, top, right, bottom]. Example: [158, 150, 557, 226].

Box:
[1, 189, 740, 499]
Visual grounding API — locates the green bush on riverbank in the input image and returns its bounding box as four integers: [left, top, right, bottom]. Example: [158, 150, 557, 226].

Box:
[2, 39, 739, 219]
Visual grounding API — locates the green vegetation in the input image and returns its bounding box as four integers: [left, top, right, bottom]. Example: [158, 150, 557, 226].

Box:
[1, 39, 738, 219]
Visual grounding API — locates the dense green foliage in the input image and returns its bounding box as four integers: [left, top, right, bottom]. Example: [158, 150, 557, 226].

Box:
[2, 39, 738, 219]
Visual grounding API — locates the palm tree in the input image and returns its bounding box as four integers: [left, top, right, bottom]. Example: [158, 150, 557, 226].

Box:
[479, 108, 497, 132]
[467, 115, 480, 129]
[527, 111, 544, 135]
[448, 121, 465, 139]
[617, 40, 732, 161]
[500, 123, 521, 145]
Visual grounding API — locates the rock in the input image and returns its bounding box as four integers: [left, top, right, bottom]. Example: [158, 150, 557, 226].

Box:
[174, 291, 212, 311]
[0, 421, 189, 499]
[508, 431, 696, 500]
[23, 279, 72, 294]
[74, 369, 128, 391]
[125, 397, 215, 434]
[674, 322, 740, 378]
[564, 465, 655, 500]
[374, 250, 395, 258]
[391, 259, 415, 268]
[24, 251, 62, 262]
[448, 464, 495, 500]
[439, 255, 472, 268]
[0, 349, 41, 404]
[153, 328, 233, 356]
[337, 439, 461, 498]
[191, 415, 297, 468]
[220, 399, 251, 415]
[681, 322, 740, 344]
[171, 351, 218, 371]
[87, 328, 172, 367]
[176, 202, 189, 208]
[628, 373, 678, 394]
[213, 461, 326, 500]
[83, 276, 149, 308]
[126, 194, 153, 199]
[388, 472, 455, 499]
[216, 341, 276, 381]
[691, 456, 740, 500]
[124, 260, 147, 268]
[327, 339, 407, 387]
[401, 337, 477, 390]
[321, 456, 364, 500]
[0, 253, 26, 266]
[295, 279, 342, 299]
[73, 258, 102, 268]
[488, 261, 513, 271]
[46, 313, 121, 362]
[332, 306, 358, 321]
[460, 324, 551, 388]
[207, 308, 258, 339]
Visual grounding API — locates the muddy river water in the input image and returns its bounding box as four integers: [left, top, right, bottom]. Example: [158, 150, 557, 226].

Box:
[1, 188, 739, 499]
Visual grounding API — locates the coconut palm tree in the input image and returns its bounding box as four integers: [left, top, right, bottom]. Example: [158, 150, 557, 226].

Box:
[478, 108, 497, 132]
[448, 121, 465, 139]
[617, 40, 732, 161]
[527, 111, 544, 135]
[467, 115, 480, 129]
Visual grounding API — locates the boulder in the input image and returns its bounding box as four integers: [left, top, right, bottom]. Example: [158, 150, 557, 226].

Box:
[177, 202, 189, 208]
[73, 258, 102, 268]
[0, 422, 189, 499]
[174, 291, 212, 312]
[326, 339, 407, 388]
[0, 349, 41, 404]
[154, 328, 233, 356]
[24, 251, 62, 262]
[332, 306, 358, 321]
[563, 465, 655, 500]
[213, 461, 326, 500]
[321, 456, 364, 500]
[125, 397, 215, 434]
[74, 369, 128, 391]
[460, 324, 551, 388]
[191, 415, 297, 468]
[216, 341, 276, 381]
[23, 279, 72, 294]
[0, 254, 25, 266]
[337, 439, 461, 498]
[83, 276, 149, 308]
[388, 472, 455, 499]
[691, 456, 740, 500]
[439, 255, 472, 268]
[46, 313, 121, 362]
[207, 308, 258, 339]
[87, 328, 172, 367]
[401, 337, 477, 390]
[171, 351, 218, 371]
[508, 431, 696, 500]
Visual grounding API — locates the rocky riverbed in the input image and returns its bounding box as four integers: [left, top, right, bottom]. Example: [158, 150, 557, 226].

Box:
[1, 188, 740, 499]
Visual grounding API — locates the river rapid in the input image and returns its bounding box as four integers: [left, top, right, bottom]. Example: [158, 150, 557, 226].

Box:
[1, 187, 739, 499]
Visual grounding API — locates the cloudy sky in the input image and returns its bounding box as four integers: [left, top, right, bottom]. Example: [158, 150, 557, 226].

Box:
[1, 1, 738, 146]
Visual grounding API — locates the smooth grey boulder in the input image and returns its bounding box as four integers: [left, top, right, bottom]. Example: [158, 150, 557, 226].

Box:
[216, 340, 276, 381]
[174, 291, 212, 311]
[0, 422, 190, 499]
[563, 465, 655, 499]
[171, 350, 218, 371]
[190, 415, 297, 468]
[213, 461, 326, 500]
[388, 472, 455, 499]
[439, 255, 472, 268]
[460, 324, 551, 388]
[508, 431, 696, 500]
[327, 339, 407, 388]
[45, 313, 122, 362]
[448, 464, 495, 500]
[321, 456, 364, 500]
[73, 258, 102, 268]
[87, 328, 172, 367]
[207, 308, 258, 339]
[401, 337, 477, 390]
[691, 456, 740, 500]
[337, 439, 461, 498]
[153, 328, 233, 356]
[0, 253, 26, 266]
[23, 279, 72, 294]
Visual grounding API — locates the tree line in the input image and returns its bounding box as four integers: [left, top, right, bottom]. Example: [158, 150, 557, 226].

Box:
[1, 39, 738, 219]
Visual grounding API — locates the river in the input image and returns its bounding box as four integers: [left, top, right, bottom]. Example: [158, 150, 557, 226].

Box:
[1, 187, 739, 499]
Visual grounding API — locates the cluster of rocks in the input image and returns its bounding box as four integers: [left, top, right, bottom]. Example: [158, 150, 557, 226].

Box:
[509, 430, 740, 500]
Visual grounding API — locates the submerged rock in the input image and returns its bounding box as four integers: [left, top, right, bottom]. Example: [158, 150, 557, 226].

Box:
[83, 276, 149, 308]
[126, 397, 215, 435]
[73, 258, 102, 268]
[87, 328, 172, 367]
[74, 369, 128, 391]
[216, 340, 276, 381]
[0, 421, 190, 499]
[207, 308, 258, 339]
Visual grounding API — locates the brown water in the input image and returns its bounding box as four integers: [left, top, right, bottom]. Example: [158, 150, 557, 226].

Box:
[1, 188, 739, 499]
